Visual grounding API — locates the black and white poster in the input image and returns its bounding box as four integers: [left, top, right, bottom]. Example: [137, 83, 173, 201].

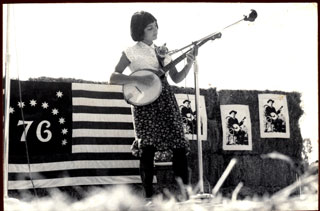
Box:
[175, 94, 207, 141]
[220, 105, 252, 151]
[258, 94, 290, 138]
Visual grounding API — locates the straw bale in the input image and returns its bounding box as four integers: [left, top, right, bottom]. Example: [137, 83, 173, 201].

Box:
[179, 87, 304, 195]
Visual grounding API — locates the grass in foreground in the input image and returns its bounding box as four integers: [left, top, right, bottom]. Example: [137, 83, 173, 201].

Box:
[4, 156, 318, 211]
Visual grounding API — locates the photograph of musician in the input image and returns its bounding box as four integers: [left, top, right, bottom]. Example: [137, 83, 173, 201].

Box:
[109, 11, 195, 198]
[226, 110, 248, 145]
[180, 99, 197, 134]
[264, 99, 286, 133]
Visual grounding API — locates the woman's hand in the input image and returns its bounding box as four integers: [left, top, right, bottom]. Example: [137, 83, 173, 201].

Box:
[133, 74, 155, 87]
[186, 49, 195, 65]
[156, 43, 168, 58]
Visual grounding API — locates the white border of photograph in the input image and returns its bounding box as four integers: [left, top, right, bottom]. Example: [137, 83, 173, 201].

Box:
[220, 104, 252, 151]
[258, 94, 290, 138]
[175, 94, 207, 141]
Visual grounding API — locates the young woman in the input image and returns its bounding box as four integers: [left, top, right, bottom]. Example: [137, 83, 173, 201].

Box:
[109, 11, 195, 198]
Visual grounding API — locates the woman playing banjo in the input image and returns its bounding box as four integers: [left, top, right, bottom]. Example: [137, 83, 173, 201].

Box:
[109, 11, 195, 198]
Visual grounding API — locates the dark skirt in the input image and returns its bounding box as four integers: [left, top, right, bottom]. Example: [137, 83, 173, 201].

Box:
[133, 77, 189, 152]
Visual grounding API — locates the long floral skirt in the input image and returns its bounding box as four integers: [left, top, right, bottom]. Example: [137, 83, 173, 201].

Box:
[132, 77, 189, 152]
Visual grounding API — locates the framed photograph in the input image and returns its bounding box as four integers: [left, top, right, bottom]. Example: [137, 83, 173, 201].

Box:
[220, 105, 252, 151]
[175, 94, 207, 141]
[258, 94, 290, 138]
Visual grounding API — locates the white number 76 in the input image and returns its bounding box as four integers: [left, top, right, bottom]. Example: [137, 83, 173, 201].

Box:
[17, 120, 52, 142]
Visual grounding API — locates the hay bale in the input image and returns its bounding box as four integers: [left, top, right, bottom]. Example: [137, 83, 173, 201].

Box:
[171, 87, 303, 196]
[207, 89, 303, 195]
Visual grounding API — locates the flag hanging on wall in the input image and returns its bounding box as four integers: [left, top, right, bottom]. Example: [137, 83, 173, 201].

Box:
[8, 80, 140, 190]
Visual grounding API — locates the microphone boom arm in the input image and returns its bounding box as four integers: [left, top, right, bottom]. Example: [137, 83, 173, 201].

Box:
[168, 9, 257, 55]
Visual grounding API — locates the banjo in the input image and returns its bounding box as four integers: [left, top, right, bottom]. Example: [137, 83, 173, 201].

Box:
[269, 106, 283, 120]
[232, 117, 246, 132]
[123, 32, 222, 106]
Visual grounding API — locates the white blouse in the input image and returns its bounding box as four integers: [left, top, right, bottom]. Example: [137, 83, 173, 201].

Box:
[124, 42, 171, 73]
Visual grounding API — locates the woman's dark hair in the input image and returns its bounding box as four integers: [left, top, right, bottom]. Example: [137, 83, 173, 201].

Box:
[130, 11, 158, 41]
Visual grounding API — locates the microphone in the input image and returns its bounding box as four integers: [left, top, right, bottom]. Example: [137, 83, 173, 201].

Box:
[244, 9, 258, 22]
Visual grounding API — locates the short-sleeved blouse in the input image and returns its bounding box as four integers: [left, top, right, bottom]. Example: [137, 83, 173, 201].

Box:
[124, 42, 171, 73]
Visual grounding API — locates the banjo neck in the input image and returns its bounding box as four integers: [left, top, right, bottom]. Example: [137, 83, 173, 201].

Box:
[161, 32, 222, 74]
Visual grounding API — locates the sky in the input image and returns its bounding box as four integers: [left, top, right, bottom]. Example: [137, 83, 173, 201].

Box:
[3, 3, 318, 161]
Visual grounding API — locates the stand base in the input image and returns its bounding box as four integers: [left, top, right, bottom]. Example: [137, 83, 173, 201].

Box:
[190, 193, 214, 201]
[177, 193, 223, 208]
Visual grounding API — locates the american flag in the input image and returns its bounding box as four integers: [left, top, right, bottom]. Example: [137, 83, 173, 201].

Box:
[8, 80, 141, 190]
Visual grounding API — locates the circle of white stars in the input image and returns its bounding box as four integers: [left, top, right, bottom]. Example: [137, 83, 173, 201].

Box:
[11, 89, 69, 146]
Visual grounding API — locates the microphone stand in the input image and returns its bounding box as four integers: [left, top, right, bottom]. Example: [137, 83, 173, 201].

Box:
[192, 44, 205, 193]
[187, 9, 257, 198]
[191, 40, 238, 201]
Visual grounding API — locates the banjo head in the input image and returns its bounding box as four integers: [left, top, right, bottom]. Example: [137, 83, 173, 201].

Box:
[123, 69, 162, 106]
